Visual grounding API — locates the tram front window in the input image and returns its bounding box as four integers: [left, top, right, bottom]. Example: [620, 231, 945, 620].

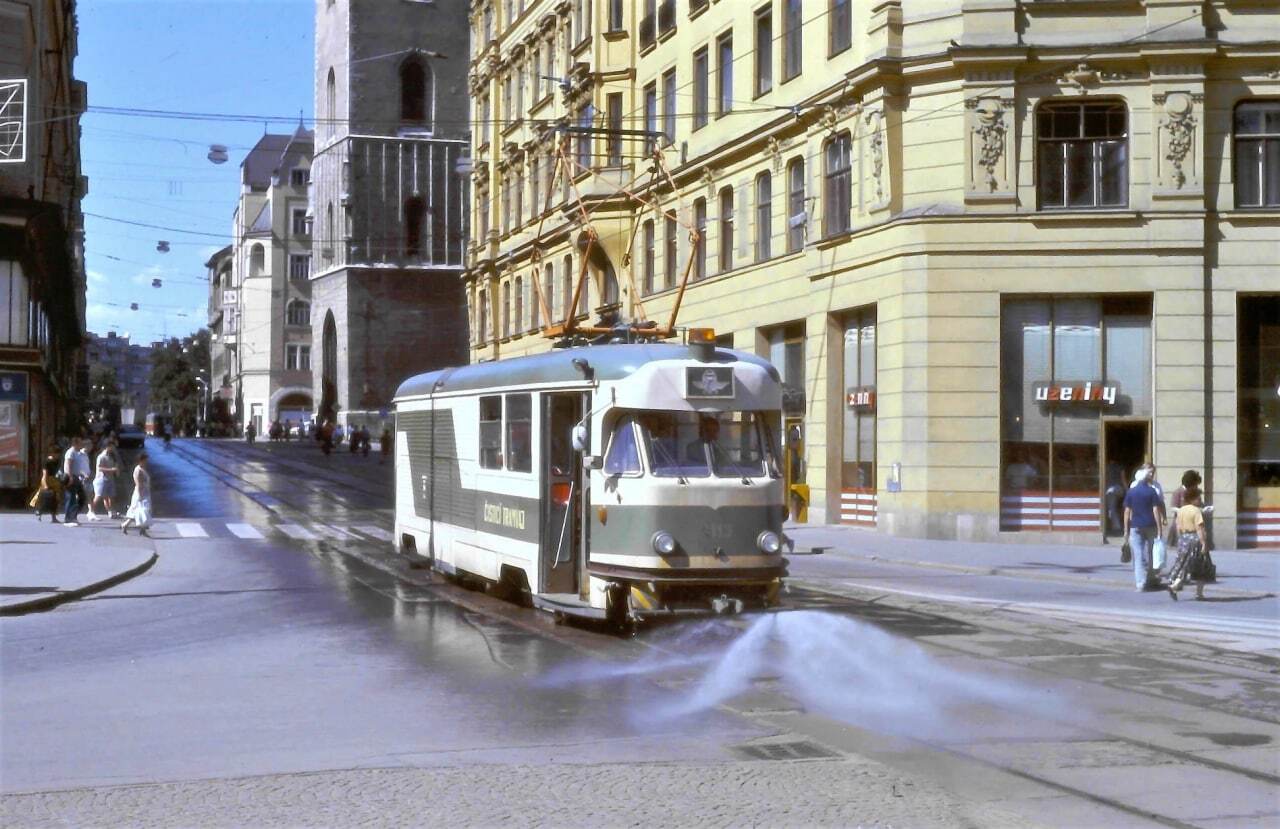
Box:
[641, 411, 771, 478]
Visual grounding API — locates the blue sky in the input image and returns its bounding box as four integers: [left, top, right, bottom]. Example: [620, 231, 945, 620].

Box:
[79, 0, 314, 344]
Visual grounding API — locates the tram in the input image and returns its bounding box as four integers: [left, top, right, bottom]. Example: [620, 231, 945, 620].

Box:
[391, 330, 789, 624]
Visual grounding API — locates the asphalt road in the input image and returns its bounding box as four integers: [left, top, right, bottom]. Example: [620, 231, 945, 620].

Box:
[3, 438, 1278, 827]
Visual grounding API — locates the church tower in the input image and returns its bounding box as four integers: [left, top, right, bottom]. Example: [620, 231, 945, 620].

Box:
[310, 0, 470, 424]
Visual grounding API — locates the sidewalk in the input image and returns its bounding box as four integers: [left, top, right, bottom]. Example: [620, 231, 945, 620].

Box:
[786, 523, 1280, 596]
[0, 512, 158, 616]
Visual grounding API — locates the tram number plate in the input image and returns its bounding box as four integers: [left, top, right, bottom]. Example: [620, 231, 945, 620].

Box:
[703, 522, 733, 541]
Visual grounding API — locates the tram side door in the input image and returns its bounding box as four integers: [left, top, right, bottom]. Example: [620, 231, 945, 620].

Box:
[541, 393, 587, 596]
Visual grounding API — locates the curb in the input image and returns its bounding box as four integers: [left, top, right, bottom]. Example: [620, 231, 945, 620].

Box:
[0, 552, 159, 617]
[806, 547, 1272, 599]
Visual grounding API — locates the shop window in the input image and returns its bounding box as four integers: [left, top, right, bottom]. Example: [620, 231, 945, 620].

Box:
[505, 393, 532, 472]
[479, 396, 503, 469]
[1239, 296, 1280, 548]
[1000, 296, 1152, 532]
[1036, 101, 1128, 209]
[769, 322, 806, 416]
[1234, 101, 1280, 208]
[841, 307, 877, 500]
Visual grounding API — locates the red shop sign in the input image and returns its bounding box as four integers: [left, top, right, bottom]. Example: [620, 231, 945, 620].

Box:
[1033, 381, 1118, 405]
[847, 386, 876, 410]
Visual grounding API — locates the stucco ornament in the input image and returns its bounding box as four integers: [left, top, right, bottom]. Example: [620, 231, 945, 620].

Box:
[866, 109, 885, 202]
[973, 99, 1007, 192]
[766, 136, 782, 170]
[1161, 93, 1196, 190]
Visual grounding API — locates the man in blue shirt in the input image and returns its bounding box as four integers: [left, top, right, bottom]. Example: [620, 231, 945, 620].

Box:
[1123, 464, 1167, 590]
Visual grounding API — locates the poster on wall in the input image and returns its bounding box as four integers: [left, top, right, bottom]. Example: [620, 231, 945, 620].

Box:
[0, 79, 27, 164]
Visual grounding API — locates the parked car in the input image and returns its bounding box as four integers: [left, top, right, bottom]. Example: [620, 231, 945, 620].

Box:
[116, 424, 146, 448]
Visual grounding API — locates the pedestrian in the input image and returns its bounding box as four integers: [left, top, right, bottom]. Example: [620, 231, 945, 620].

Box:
[1122, 464, 1166, 591]
[29, 459, 62, 522]
[121, 452, 153, 537]
[245, 421, 257, 445]
[89, 441, 121, 520]
[319, 420, 334, 455]
[1166, 486, 1210, 600]
[61, 437, 91, 526]
[360, 425, 370, 457]
[379, 426, 392, 464]
[284, 419, 293, 442]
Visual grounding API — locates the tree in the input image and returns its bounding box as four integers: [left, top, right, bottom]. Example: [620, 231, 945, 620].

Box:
[149, 328, 211, 436]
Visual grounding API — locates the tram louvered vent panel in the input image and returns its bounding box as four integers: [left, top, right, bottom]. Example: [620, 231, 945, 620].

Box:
[733, 741, 841, 761]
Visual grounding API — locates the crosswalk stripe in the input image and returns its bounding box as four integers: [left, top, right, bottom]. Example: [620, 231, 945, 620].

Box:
[316, 524, 358, 540]
[175, 522, 208, 538]
[277, 523, 317, 540]
[353, 525, 393, 542]
[226, 523, 264, 540]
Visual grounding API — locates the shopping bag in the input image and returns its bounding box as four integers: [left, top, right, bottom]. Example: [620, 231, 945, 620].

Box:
[1152, 537, 1167, 570]
[1120, 541, 1132, 564]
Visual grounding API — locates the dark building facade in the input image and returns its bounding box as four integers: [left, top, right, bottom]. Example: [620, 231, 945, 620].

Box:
[0, 0, 87, 501]
[310, 0, 470, 427]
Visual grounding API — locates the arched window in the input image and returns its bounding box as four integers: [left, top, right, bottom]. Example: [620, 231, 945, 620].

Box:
[325, 203, 334, 257]
[326, 68, 336, 139]
[286, 300, 311, 326]
[400, 58, 432, 126]
[249, 244, 265, 277]
[320, 311, 337, 420]
[404, 197, 426, 257]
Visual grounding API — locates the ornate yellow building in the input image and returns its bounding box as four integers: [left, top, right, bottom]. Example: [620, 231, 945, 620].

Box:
[465, 0, 1280, 549]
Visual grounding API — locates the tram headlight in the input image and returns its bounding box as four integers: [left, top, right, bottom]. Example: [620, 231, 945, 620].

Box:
[756, 530, 782, 554]
[652, 531, 677, 555]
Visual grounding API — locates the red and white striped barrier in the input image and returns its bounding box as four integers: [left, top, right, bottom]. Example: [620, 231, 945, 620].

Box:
[1239, 508, 1280, 548]
[839, 488, 877, 527]
[1000, 491, 1100, 532]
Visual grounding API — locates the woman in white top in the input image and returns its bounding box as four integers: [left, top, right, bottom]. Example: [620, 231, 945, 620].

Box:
[121, 452, 153, 537]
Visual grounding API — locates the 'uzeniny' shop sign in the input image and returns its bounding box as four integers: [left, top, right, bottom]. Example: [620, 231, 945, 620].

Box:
[1034, 381, 1118, 405]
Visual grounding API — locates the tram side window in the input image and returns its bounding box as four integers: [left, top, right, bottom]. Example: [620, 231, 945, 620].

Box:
[604, 416, 642, 476]
[479, 396, 503, 469]
[505, 393, 532, 473]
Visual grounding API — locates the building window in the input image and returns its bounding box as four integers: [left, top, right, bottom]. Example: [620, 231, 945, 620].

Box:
[829, 0, 851, 55]
[479, 94, 490, 146]
[716, 32, 733, 117]
[692, 47, 709, 131]
[530, 155, 541, 216]
[608, 0, 624, 31]
[643, 219, 656, 294]
[644, 82, 658, 153]
[787, 157, 805, 253]
[291, 208, 309, 237]
[640, 0, 656, 48]
[754, 6, 772, 97]
[405, 197, 426, 257]
[1037, 100, 1128, 210]
[479, 396, 503, 469]
[576, 103, 594, 169]
[502, 280, 511, 338]
[514, 275, 524, 333]
[602, 264, 620, 305]
[1239, 296, 1280, 548]
[662, 68, 677, 145]
[325, 68, 336, 139]
[289, 254, 310, 281]
[606, 92, 623, 164]
[249, 244, 265, 277]
[534, 264, 547, 330]
[664, 214, 678, 288]
[562, 255, 574, 319]
[286, 344, 311, 371]
[506, 394, 533, 472]
[1000, 296, 1152, 533]
[478, 288, 489, 342]
[824, 131, 852, 237]
[290, 169, 308, 187]
[755, 171, 772, 261]
[400, 58, 431, 125]
[1235, 101, 1280, 208]
[782, 0, 802, 81]
[718, 186, 734, 272]
[840, 306, 877, 514]
[286, 300, 311, 327]
[693, 197, 707, 280]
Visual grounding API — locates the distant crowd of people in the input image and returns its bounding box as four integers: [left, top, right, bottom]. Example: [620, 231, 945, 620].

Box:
[29, 431, 153, 535]
[246, 418, 392, 464]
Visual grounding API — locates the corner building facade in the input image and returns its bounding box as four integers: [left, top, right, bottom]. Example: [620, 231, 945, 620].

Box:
[310, 0, 471, 427]
[466, 0, 1280, 549]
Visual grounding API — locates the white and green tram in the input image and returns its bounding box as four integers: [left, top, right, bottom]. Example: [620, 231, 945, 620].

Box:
[391, 336, 789, 623]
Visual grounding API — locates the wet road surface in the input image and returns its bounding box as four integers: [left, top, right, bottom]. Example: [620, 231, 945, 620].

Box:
[4, 438, 1279, 827]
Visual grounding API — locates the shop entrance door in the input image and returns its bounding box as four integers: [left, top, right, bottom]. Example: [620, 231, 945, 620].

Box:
[1102, 420, 1149, 537]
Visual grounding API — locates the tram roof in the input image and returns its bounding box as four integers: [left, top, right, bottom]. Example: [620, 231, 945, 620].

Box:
[394, 342, 778, 400]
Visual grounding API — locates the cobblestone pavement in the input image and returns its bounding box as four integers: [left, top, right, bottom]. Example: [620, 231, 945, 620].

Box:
[1, 759, 1028, 828]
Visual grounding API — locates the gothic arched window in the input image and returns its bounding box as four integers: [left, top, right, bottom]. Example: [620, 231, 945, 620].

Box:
[400, 58, 432, 127]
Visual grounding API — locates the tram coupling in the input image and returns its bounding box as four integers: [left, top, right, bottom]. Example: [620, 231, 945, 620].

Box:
[710, 595, 745, 616]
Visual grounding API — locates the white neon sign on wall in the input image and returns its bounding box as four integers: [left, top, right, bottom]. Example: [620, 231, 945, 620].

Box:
[0, 79, 27, 164]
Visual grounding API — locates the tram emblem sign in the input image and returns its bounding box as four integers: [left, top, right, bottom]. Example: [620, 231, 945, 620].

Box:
[685, 366, 735, 399]
[0, 80, 26, 164]
[1034, 381, 1118, 405]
